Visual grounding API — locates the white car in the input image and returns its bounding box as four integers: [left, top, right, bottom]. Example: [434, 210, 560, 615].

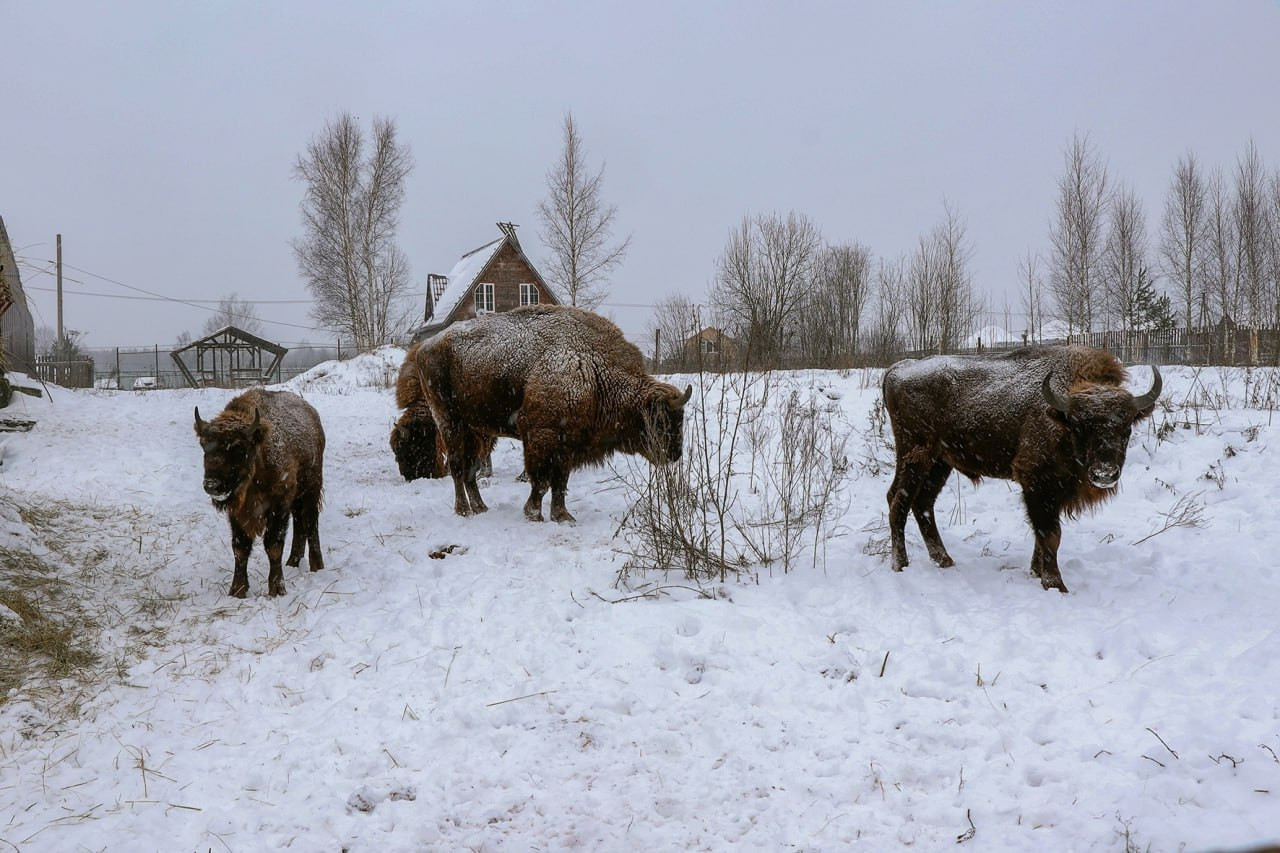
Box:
[132, 376, 160, 391]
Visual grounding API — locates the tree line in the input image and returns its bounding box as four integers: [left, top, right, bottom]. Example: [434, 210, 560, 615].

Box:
[654, 133, 1280, 371]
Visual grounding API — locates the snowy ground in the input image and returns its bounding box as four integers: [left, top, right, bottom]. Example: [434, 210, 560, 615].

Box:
[1, 350, 1277, 851]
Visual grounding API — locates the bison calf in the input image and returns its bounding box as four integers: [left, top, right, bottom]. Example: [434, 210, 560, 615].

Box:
[194, 388, 326, 598]
[883, 345, 1160, 592]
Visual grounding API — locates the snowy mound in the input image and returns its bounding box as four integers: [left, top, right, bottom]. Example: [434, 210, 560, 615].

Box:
[281, 345, 405, 393]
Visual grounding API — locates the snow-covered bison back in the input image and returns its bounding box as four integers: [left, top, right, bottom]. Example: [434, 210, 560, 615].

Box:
[414, 305, 692, 522]
[194, 388, 326, 598]
[882, 345, 1160, 592]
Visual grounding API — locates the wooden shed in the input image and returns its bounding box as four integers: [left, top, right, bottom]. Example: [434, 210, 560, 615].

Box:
[171, 326, 287, 388]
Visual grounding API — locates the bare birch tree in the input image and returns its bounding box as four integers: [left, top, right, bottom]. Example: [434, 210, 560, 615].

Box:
[710, 211, 822, 368]
[865, 257, 908, 365]
[1233, 140, 1269, 325]
[536, 112, 631, 310]
[292, 112, 413, 352]
[1159, 151, 1208, 332]
[904, 202, 981, 352]
[1048, 133, 1110, 333]
[201, 292, 264, 337]
[1018, 249, 1048, 343]
[1100, 183, 1151, 331]
[798, 241, 872, 366]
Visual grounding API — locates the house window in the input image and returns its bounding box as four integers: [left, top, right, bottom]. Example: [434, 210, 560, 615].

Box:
[700, 338, 720, 355]
[519, 283, 539, 306]
[474, 283, 495, 314]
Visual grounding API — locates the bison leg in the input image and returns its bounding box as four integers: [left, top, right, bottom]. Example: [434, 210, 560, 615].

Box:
[1023, 489, 1068, 593]
[911, 461, 955, 568]
[229, 520, 253, 599]
[523, 477, 547, 522]
[887, 455, 930, 571]
[549, 468, 575, 523]
[288, 493, 324, 573]
[263, 511, 290, 597]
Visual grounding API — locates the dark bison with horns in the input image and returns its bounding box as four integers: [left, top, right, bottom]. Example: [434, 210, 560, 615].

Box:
[194, 388, 326, 598]
[883, 345, 1161, 593]
[412, 304, 692, 521]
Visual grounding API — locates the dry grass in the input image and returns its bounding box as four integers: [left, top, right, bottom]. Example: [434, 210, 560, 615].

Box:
[0, 494, 198, 717]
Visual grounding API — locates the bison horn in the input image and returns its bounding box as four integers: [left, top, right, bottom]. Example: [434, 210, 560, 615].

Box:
[1132, 365, 1162, 412]
[194, 406, 205, 431]
[667, 384, 693, 410]
[1041, 372, 1070, 413]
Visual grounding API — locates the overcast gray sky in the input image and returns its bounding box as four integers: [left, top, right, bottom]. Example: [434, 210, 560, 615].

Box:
[5, 1, 1279, 352]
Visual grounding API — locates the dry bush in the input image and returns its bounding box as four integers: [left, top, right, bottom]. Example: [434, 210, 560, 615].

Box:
[614, 370, 850, 583]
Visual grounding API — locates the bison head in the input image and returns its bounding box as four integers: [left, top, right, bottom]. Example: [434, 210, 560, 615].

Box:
[1042, 366, 1161, 489]
[639, 383, 693, 464]
[194, 406, 266, 505]
[390, 413, 447, 481]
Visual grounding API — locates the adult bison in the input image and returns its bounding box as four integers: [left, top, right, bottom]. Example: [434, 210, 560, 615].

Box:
[390, 340, 447, 481]
[883, 345, 1160, 593]
[413, 305, 692, 522]
[194, 388, 325, 598]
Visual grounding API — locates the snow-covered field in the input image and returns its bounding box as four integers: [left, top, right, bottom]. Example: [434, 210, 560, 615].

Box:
[1, 350, 1277, 851]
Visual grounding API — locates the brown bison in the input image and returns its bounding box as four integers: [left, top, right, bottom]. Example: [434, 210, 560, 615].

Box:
[412, 305, 692, 522]
[194, 388, 326, 598]
[883, 345, 1160, 592]
[390, 340, 447, 481]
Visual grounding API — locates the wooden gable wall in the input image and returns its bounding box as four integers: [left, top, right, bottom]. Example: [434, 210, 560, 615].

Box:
[445, 242, 557, 325]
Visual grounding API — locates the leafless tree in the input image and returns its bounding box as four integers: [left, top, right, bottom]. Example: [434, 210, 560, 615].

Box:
[1233, 140, 1269, 325]
[904, 202, 981, 352]
[1204, 166, 1238, 325]
[647, 292, 702, 371]
[864, 257, 908, 365]
[201, 292, 264, 337]
[536, 112, 631, 310]
[710, 211, 822, 368]
[1018, 250, 1048, 343]
[1100, 183, 1151, 331]
[1159, 151, 1208, 332]
[1048, 133, 1110, 333]
[797, 241, 872, 366]
[292, 112, 414, 352]
[1268, 169, 1280, 329]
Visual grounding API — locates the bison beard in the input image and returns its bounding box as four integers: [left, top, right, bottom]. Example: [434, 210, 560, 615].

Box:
[414, 305, 692, 522]
[194, 388, 326, 598]
[883, 345, 1160, 593]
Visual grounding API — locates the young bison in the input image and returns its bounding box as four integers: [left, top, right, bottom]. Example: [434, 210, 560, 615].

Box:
[194, 388, 326, 598]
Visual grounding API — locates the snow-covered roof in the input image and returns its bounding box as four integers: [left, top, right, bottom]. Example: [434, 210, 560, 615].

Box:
[425, 237, 505, 327]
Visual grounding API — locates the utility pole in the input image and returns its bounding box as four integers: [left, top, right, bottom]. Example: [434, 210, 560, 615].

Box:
[56, 234, 64, 344]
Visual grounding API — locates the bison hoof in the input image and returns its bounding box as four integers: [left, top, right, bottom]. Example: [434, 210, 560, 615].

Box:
[552, 510, 576, 524]
[269, 581, 287, 597]
[935, 555, 955, 568]
[229, 584, 248, 599]
[1041, 578, 1069, 594]
[524, 506, 545, 522]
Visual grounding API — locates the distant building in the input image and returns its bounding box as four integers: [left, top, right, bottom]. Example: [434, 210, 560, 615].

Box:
[682, 326, 739, 367]
[413, 222, 558, 342]
[0, 216, 36, 374]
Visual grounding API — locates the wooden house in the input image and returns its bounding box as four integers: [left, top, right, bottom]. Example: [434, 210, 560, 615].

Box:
[0, 216, 36, 375]
[413, 222, 558, 341]
[683, 326, 739, 367]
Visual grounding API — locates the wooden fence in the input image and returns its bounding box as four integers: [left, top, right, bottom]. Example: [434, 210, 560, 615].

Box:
[34, 356, 95, 388]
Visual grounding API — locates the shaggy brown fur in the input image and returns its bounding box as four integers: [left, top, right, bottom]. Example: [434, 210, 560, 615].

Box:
[194, 388, 325, 598]
[883, 345, 1160, 593]
[414, 305, 692, 522]
[390, 340, 448, 481]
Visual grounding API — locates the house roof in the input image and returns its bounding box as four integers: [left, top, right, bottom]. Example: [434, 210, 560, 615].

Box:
[425, 237, 505, 328]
